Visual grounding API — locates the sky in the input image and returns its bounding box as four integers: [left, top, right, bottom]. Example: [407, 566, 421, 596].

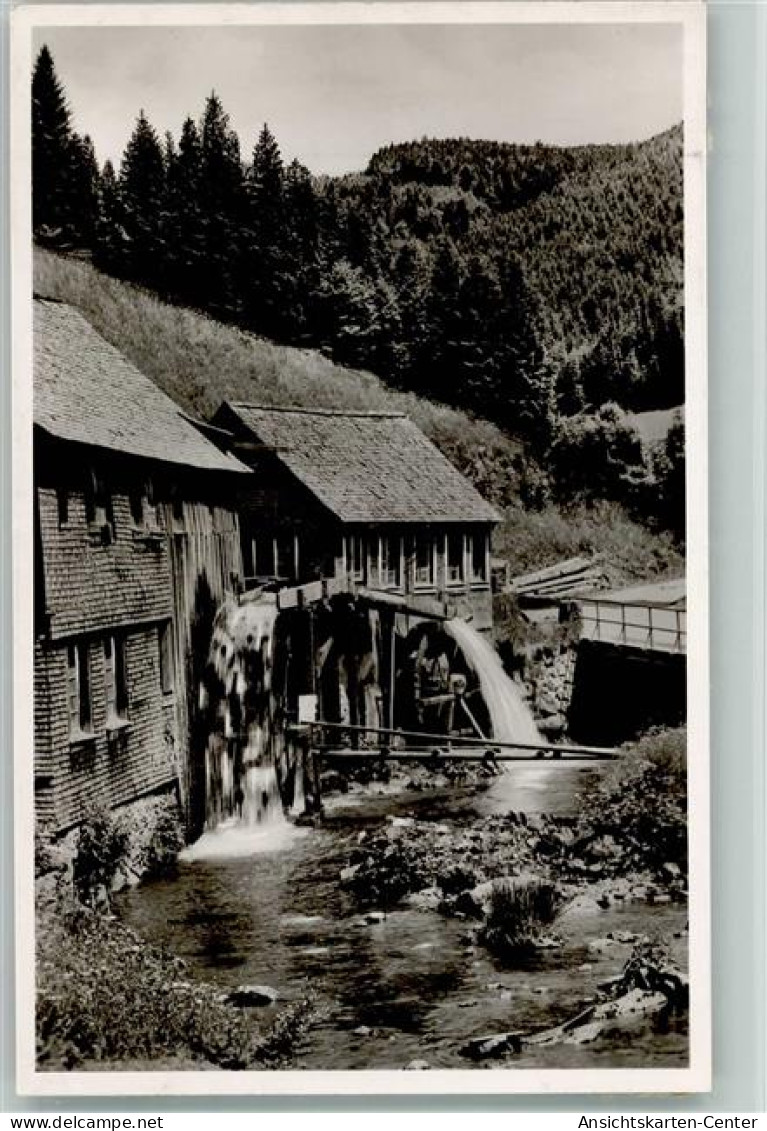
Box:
[35, 22, 683, 175]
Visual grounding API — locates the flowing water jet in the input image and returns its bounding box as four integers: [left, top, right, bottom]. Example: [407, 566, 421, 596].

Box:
[443, 618, 542, 746]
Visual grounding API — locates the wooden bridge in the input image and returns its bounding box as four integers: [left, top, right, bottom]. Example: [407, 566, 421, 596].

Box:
[289, 719, 620, 812]
[576, 579, 686, 655]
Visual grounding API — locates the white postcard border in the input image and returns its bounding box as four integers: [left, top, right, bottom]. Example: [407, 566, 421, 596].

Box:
[10, 0, 709, 1097]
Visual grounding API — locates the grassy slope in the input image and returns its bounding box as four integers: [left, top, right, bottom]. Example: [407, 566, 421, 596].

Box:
[33, 249, 519, 479]
[34, 249, 683, 586]
[495, 502, 682, 587]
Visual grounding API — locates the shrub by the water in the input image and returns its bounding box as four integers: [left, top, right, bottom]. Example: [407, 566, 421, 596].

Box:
[478, 878, 563, 961]
[577, 727, 687, 877]
[131, 795, 185, 879]
[72, 805, 130, 907]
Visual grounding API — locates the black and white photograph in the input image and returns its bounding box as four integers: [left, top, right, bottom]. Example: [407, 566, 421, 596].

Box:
[12, 1, 708, 1094]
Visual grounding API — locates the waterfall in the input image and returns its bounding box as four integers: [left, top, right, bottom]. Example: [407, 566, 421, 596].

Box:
[444, 618, 541, 747]
[181, 592, 307, 860]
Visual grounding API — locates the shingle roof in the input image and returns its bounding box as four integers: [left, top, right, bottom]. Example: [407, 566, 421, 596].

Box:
[216, 402, 500, 524]
[34, 299, 248, 474]
[591, 578, 686, 609]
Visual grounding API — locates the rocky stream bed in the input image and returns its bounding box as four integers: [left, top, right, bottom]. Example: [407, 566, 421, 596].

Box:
[38, 729, 689, 1070]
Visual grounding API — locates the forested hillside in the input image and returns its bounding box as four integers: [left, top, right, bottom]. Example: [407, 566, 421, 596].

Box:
[31, 45, 685, 541]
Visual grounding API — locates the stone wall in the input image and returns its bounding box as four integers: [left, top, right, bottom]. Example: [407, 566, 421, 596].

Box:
[524, 644, 578, 739]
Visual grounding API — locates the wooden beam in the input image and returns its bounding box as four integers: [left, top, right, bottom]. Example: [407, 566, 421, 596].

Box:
[319, 748, 618, 763]
[296, 719, 618, 758]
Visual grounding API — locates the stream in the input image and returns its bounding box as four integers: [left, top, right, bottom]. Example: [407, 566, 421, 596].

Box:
[117, 762, 688, 1070]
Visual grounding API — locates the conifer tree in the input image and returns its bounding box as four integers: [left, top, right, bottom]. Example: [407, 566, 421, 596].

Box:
[242, 123, 288, 336]
[93, 159, 124, 272]
[32, 45, 73, 240]
[284, 158, 321, 338]
[250, 123, 283, 210]
[119, 110, 167, 284]
[199, 93, 244, 319]
[390, 239, 431, 385]
[66, 133, 100, 247]
[164, 117, 205, 305]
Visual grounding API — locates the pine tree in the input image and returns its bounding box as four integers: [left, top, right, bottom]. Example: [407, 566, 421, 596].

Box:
[284, 158, 321, 339]
[32, 45, 73, 240]
[198, 93, 244, 319]
[242, 123, 288, 337]
[164, 117, 206, 304]
[93, 159, 124, 272]
[319, 259, 400, 371]
[495, 256, 552, 449]
[66, 133, 100, 247]
[119, 110, 167, 284]
[250, 123, 283, 209]
[389, 239, 431, 385]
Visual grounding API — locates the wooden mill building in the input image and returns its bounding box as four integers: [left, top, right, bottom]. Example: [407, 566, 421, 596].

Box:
[211, 402, 500, 632]
[33, 299, 248, 832]
[32, 305, 503, 832]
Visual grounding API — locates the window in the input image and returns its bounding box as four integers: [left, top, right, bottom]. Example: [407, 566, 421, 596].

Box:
[346, 534, 366, 582]
[275, 534, 295, 580]
[129, 488, 144, 526]
[159, 622, 175, 694]
[470, 532, 488, 584]
[144, 479, 160, 530]
[446, 532, 465, 586]
[251, 536, 274, 578]
[414, 535, 435, 588]
[85, 469, 114, 543]
[104, 635, 128, 725]
[380, 535, 402, 589]
[67, 642, 92, 737]
[129, 479, 160, 531]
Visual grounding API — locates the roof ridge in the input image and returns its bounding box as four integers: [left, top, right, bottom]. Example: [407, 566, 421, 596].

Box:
[229, 401, 407, 419]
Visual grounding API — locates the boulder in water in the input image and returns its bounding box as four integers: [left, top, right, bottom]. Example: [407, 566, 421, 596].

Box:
[226, 984, 279, 1007]
[404, 887, 441, 912]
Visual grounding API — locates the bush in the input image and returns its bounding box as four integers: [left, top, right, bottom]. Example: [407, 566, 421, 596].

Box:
[134, 796, 185, 879]
[577, 727, 687, 876]
[72, 805, 129, 907]
[549, 404, 649, 507]
[479, 877, 563, 961]
[35, 823, 59, 879]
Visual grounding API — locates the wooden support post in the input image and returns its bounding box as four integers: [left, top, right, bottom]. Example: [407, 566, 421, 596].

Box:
[388, 614, 397, 735]
[457, 694, 486, 740]
[311, 747, 323, 817]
